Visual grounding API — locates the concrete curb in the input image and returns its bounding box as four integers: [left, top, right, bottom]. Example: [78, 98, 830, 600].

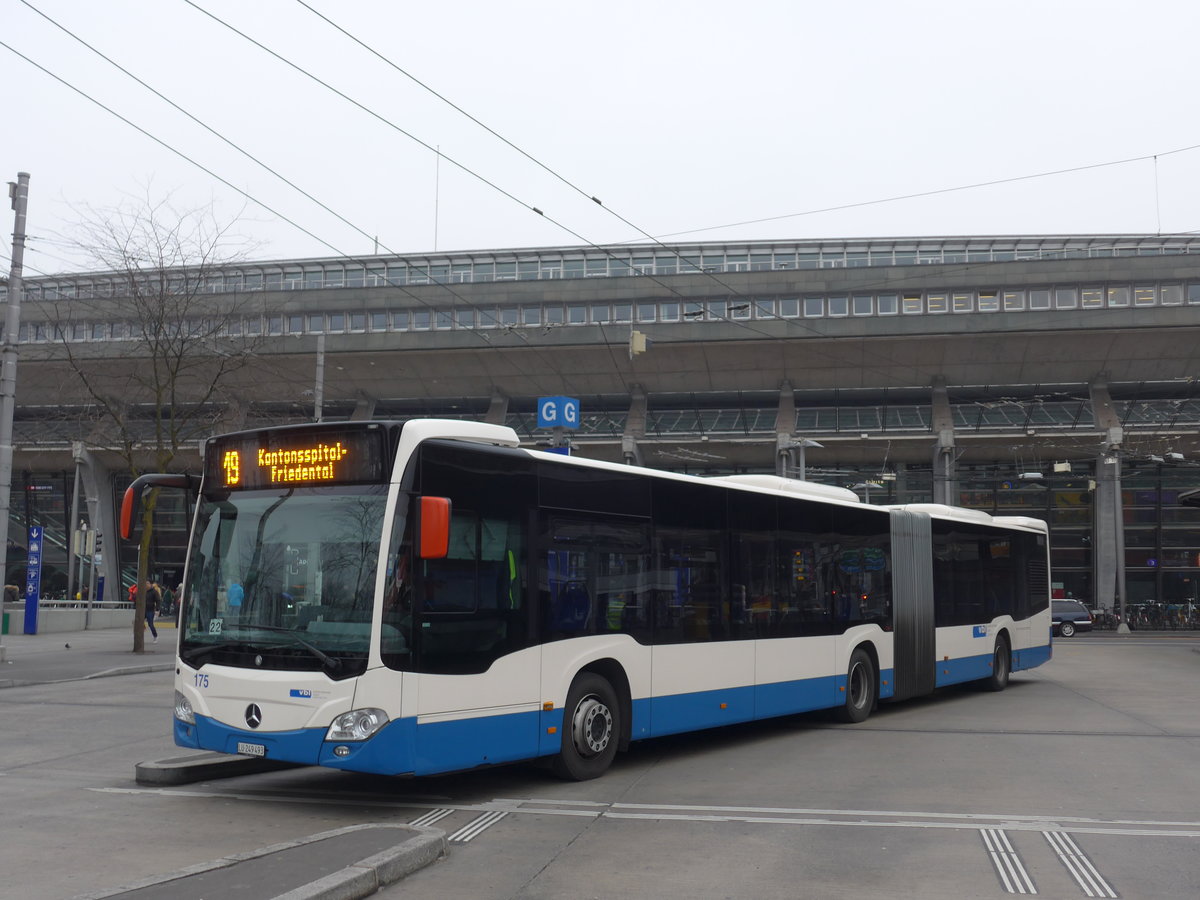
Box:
[272, 830, 447, 900]
[69, 823, 447, 900]
[0, 662, 175, 690]
[135, 750, 300, 785]
[85, 662, 177, 679]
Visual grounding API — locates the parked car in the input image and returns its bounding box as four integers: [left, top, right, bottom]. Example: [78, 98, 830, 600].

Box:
[1052, 599, 1093, 637]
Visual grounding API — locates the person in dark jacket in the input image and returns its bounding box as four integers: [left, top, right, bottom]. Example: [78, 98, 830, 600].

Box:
[143, 581, 162, 644]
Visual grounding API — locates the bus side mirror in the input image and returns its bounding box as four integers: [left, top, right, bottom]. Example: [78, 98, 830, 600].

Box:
[419, 496, 451, 559]
[119, 473, 198, 540]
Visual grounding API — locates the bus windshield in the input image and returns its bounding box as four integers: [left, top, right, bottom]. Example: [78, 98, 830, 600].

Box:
[180, 485, 388, 677]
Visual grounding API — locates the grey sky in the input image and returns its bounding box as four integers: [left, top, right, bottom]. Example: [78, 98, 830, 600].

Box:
[4, 0, 1199, 274]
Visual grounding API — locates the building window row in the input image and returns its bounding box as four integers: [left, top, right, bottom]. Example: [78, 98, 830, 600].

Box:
[13, 239, 1200, 301]
[20, 280, 1200, 344]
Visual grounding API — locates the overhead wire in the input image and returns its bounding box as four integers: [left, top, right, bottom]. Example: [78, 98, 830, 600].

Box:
[182, 0, 929, 384]
[178, 5, 804, 322]
[278, 1, 1200, 389]
[17, 0, 382, 256]
[650, 143, 1200, 240]
[0, 38, 582, 383]
[0, 248, 53, 279]
[8, 5, 512, 331]
[288, 4, 1200, 278]
[283, 0, 842, 340]
[11, 5, 1199, 401]
[0, 40, 349, 259]
[289, 0, 741, 276]
[6, 1, 589, 393]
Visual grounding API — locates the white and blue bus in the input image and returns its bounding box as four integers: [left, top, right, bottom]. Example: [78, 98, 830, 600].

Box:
[124, 419, 1052, 780]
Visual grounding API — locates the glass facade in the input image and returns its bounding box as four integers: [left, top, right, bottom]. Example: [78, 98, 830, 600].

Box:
[7, 234, 1199, 614]
[17, 274, 1200, 346]
[12, 235, 1199, 304]
[4, 472, 74, 601]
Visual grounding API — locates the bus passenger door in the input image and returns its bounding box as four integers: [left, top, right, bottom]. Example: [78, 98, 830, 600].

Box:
[410, 498, 539, 773]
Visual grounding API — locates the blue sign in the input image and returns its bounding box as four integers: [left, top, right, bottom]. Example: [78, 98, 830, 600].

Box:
[973, 625, 988, 638]
[24, 526, 43, 635]
[537, 396, 580, 430]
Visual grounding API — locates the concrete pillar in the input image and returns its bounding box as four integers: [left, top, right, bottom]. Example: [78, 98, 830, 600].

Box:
[484, 391, 509, 425]
[930, 377, 956, 504]
[350, 395, 377, 420]
[623, 385, 646, 466]
[72, 444, 119, 606]
[1089, 378, 1128, 628]
[213, 399, 247, 435]
[774, 380, 797, 477]
[1093, 442, 1123, 616]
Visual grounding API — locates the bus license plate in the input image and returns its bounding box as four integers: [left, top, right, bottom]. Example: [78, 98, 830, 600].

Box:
[237, 742, 266, 757]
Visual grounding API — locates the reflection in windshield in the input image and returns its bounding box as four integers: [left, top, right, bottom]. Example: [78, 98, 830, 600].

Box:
[181, 486, 387, 674]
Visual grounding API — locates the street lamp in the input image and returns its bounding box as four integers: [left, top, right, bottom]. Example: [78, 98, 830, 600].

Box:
[784, 438, 823, 480]
[850, 482, 874, 504]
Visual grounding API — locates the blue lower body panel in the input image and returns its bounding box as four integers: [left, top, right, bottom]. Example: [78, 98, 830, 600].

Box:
[175, 716, 327, 765]
[934, 652, 994, 687]
[177, 712, 541, 776]
[174, 668, 900, 777]
[1014, 642, 1052, 671]
[933, 644, 1052, 687]
[644, 671, 881, 739]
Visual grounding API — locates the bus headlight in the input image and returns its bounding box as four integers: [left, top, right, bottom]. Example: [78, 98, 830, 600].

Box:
[325, 708, 389, 742]
[174, 690, 195, 725]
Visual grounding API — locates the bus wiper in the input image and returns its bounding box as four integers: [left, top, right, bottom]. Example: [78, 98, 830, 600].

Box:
[228, 624, 343, 672]
[180, 642, 241, 666]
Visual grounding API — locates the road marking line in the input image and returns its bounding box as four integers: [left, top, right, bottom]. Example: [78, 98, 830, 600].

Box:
[609, 801, 1200, 829]
[87, 788, 1200, 839]
[409, 808, 455, 828]
[981, 828, 1037, 894]
[449, 810, 508, 843]
[1043, 832, 1118, 898]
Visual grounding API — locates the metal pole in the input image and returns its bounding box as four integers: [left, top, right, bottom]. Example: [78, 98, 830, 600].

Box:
[1114, 450, 1129, 633]
[0, 172, 30, 664]
[66, 460, 82, 609]
[314, 333, 325, 423]
[77, 523, 88, 606]
[87, 532, 98, 621]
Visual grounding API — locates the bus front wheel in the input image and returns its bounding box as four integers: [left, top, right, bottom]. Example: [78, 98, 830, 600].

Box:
[834, 648, 876, 724]
[552, 673, 620, 781]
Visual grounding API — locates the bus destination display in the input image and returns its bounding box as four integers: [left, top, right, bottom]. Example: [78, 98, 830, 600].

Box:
[208, 427, 386, 489]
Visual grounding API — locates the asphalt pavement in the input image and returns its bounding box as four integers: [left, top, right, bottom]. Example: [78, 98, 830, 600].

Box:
[0, 621, 176, 688]
[3, 622, 1191, 898]
[0, 621, 447, 899]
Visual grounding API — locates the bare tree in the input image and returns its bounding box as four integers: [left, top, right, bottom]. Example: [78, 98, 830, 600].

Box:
[46, 191, 266, 652]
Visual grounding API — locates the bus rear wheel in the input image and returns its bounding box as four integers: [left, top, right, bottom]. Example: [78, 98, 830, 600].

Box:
[834, 648, 876, 724]
[984, 636, 1011, 692]
[551, 673, 620, 781]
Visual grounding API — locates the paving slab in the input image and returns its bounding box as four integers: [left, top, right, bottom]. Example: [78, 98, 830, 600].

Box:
[68, 824, 447, 900]
[0, 625, 174, 687]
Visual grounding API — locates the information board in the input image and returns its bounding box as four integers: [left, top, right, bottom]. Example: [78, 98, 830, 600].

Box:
[207, 426, 388, 490]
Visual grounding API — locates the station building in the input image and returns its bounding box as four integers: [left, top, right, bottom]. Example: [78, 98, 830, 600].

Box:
[5, 233, 1200, 615]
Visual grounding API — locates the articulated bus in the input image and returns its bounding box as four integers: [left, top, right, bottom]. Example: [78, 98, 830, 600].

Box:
[124, 419, 1052, 780]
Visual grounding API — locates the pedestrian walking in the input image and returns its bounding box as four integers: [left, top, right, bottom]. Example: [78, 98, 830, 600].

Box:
[144, 580, 162, 643]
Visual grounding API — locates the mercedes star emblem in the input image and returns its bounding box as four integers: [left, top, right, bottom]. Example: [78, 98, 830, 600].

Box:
[245, 704, 263, 729]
